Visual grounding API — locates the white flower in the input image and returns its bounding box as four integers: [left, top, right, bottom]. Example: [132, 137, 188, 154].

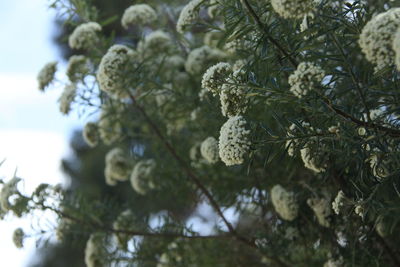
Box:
[201, 62, 232, 96]
[104, 148, 132, 186]
[12, 228, 24, 249]
[332, 190, 346, 215]
[130, 159, 156, 195]
[66, 55, 90, 82]
[185, 45, 226, 74]
[270, 184, 299, 221]
[393, 29, 400, 71]
[285, 123, 298, 157]
[300, 143, 327, 173]
[369, 108, 384, 121]
[113, 209, 136, 248]
[68, 22, 101, 50]
[271, 0, 316, 19]
[58, 84, 76, 115]
[368, 153, 390, 179]
[200, 137, 219, 164]
[176, 0, 204, 34]
[232, 59, 247, 71]
[220, 70, 248, 117]
[357, 127, 366, 136]
[83, 122, 99, 147]
[328, 126, 340, 134]
[307, 197, 332, 227]
[137, 30, 174, 56]
[190, 107, 201, 121]
[37, 61, 57, 91]
[288, 62, 325, 98]
[97, 44, 136, 98]
[359, 8, 400, 71]
[121, 4, 157, 29]
[84, 233, 107, 267]
[354, 204, 365, 218]
[98, 107, 123, 145]
[218, 116, 251, 166]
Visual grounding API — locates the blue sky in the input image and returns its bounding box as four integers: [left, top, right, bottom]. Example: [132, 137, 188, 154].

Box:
[0, 1, 83, 266]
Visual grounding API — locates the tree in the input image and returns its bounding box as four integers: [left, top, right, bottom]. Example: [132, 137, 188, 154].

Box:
[2, 0, 400, 266]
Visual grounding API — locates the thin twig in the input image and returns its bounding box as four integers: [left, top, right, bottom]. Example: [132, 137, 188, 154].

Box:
[128, 94, 289, 267]
[43, 204, 230, 240]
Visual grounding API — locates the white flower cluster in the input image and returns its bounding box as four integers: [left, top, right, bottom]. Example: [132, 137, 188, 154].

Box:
[97, 44, 135, 98]
[12, 228, 24, 249]
[271, 0, 316, 19]
[185, 45, 226, 74]
[300, 143, 327, 173]
[58, 84, 76, 115]
[354, 204, 364, 218]
[130, 159, 156, 195]
[83, 122, 99, 147]
[113, 209, 136, 249]
[332, 190, 346, 215]
[220, 71, 248, 117]
[218, 116, 251, 166]
[157, 242, 183, 267]
[68, 22, 102, 50]
[393, 29, 400, 71]
[37, 61, 57, 91]
[288, 62, 325, 98]
[176, 0, 204, 34]
[98, 107, 123, 145]
[84, 233, 107, 267]
[137, 30, 174, 57]
[121, 4, 157, 29]
[368, 153, 390, 179]
[200, 137, 219, 164]
[104, 148, 132, 186]
[307, 197, 332, 227]
[201, 62, 232, 96]
[359, 8, 400, 71]
[270, 184, 299, 221]
[0, 177, 22, 213]
[66, 55, 89, 82]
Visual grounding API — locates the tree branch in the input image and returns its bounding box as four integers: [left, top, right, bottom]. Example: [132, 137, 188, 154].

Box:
[320, 96, 400, 137]
[128, 95, 289, 267]
[44, 204, 229, 240]
[240, 0, 298, 68]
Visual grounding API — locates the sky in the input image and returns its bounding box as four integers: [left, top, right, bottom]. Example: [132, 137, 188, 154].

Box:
[0, 0, 83, 266]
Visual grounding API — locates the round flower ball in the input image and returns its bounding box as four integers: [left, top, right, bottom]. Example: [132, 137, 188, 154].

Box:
[200, 137, 219, 164]
[68, 22, 102, 50]
[359, 8, 400, 71]
[121, 4, 157, 29]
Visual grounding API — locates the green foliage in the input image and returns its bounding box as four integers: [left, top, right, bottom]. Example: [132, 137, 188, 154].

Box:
[4, 0, 400, 266]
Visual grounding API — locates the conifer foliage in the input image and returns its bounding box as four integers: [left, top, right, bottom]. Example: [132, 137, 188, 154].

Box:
[3, 0, 400, 266]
